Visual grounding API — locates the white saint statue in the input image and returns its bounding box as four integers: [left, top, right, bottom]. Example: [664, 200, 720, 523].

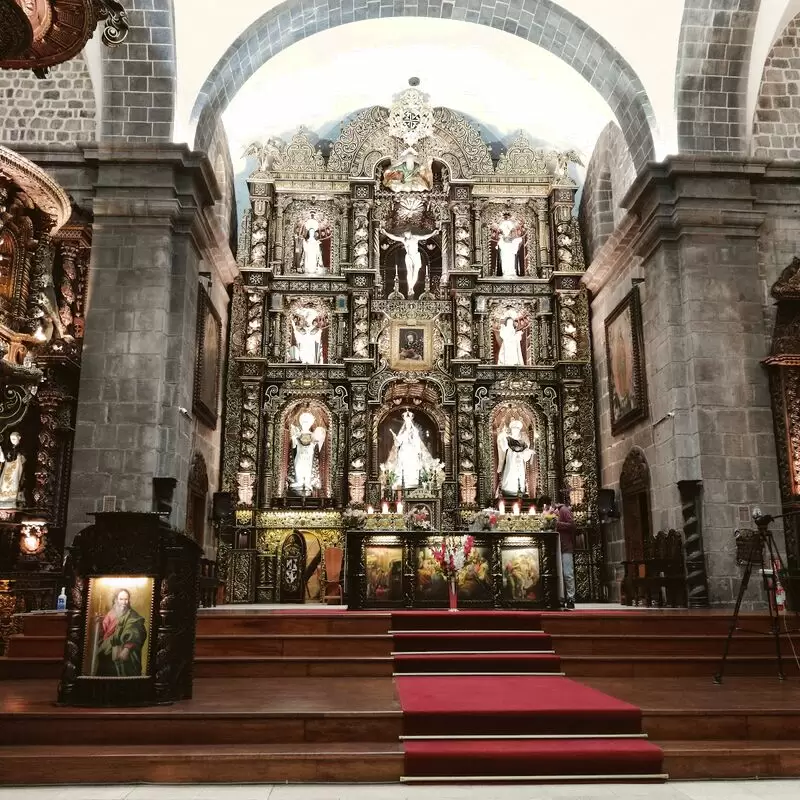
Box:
[301, 230, 324, 275]
[387, 410, 435, 490]
[0, 431, 25, 510]
[289, 411, 326, 496]
[497, 234, 523, 277]
[497, 420, 534, 496]
[497, 316, 524, 366]
[290, 308, 324, 364]
[380, 228, 438, 298]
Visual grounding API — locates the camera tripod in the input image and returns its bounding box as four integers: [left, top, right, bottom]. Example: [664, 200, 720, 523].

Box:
[714, 513, 791, 683]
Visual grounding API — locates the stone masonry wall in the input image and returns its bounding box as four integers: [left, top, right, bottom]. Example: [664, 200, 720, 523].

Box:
[0, 56, 97, 144]
[752, 12, 800, 158]
[585, 158, 790, 606]
[14, 144, 231, 552]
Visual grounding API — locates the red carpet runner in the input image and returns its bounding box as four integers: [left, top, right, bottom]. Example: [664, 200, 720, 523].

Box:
[391, 611, 664, 782]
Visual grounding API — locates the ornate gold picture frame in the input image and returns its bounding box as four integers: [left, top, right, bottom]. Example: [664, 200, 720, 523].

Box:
[390, 320, 433, 371]
[193, 284, 222, 429]
[605, 286, 648, 435]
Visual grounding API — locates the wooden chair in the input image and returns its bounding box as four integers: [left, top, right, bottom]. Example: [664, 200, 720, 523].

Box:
[198, 558, 219, 608]
[323, 546, 344, 605]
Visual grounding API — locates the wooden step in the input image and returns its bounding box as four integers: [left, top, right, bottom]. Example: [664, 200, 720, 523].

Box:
[542, 613, 777, 636]
[196, 612, 390, 636]
[660, 740, 800, 779]
[195, 634, 392, 658]
[0, 657, 60, 680]
[5, 635, 62, 659]
[561, 654, 800, 678]
[194, 655, 393, 678]
[552, 633, 797, 657]
[644, 710, 800, 741]
[1, 708, 402, 747]
[0, 742, 404, 784]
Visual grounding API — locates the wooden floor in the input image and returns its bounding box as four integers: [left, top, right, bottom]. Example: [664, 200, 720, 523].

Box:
[2, 607, 800, 784]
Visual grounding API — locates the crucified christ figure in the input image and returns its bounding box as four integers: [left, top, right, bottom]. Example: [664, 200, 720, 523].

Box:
[380, 227, 438, 298]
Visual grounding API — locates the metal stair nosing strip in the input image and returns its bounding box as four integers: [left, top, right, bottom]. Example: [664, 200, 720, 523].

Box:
[400, 773, 670, 783]
[391, 650, 557, 656]
[400, 733, 650, 740]
[393, 671, 566, 677]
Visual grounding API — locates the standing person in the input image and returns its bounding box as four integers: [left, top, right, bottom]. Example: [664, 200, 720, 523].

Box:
[555, 494, 577, 610]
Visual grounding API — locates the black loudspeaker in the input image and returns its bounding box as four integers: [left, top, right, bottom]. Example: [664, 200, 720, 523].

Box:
[598, 488, 620, 521]
[152, 477, 177, 516]
[212, 491, 234, 523]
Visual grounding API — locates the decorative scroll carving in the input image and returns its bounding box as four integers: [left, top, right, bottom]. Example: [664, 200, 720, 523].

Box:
[456, 384, 476, 473]
[454, 294, 473, 359]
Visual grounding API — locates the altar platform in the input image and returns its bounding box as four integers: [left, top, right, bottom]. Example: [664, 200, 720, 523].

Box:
[1, 608, 800, 784]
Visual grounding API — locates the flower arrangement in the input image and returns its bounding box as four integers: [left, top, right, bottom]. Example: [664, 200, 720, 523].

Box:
[430, 535, 475, 581]
[406, 504, 432, 531]
[379, 463, 397, 493]
[540, 512, 557, 531]
[468, 507, 499, 532]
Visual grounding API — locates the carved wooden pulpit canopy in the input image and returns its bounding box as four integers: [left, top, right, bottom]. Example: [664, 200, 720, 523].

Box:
[0, 1, 128, 76]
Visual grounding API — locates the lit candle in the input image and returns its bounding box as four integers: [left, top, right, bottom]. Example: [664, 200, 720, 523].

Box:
[498, 499, 506, 515]
[396, 500, 404, 514]
[513, 501, 521, 516]
[367, 505, 374, 515]
[381, 501, 389, 514]
[528, 506, 536, 516]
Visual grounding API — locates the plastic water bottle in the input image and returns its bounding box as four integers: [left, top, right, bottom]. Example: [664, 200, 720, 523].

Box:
[56, 587, 67, 611]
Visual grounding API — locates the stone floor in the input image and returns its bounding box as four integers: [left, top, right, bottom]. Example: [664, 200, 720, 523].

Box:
[0, 781, 796, 800]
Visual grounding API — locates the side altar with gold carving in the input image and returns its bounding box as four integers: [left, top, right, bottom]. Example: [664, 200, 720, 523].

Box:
[219, 80, 602, 606]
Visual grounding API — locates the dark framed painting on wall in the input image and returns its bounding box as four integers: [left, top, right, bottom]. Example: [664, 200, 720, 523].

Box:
[604, 286, 648, 435]
[193, 284, 222, 429]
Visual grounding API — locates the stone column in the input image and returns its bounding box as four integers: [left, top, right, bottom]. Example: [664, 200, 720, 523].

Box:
[534, 198, 551, 277]
[64, 145, 223, 544]
[620, 157, 780, 604]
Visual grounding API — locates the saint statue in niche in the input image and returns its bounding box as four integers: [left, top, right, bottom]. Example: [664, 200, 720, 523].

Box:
[0, 431, 25, 510]
[381, 227, 438, 298]
[294, 210, 330, 275]
[497, 420, 534, 496]
[288, 411, 326, 496]
[289, 306, 326, 364]
[496, 311, 526, 367]
[385, 410, 435, 490]
[382, 147, 434, 193]
[495, 213, 524, 278]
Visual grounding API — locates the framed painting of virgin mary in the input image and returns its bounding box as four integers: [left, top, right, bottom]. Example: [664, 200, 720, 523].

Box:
[604, 286, 648, 435]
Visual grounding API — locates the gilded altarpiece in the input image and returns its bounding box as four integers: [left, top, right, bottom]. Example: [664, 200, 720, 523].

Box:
[220, 83, 602, 606]
[0, 145, 91, 648]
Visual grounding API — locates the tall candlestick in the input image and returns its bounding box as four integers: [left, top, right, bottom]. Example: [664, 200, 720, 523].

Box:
[498, 499, 506, 515]
[381, 500, 389, 514]
[512, 501, 521, 516]
[396, 500, 404, 515]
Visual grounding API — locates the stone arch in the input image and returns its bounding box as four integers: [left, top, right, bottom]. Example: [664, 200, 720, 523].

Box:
[206, 118, 238, 247]
[752, 11, 800, 158]
[189, 0, 656, 170]
[675, 0, 761, 155]
[619, 447, 652, 564]
[578, 121, 636, 263]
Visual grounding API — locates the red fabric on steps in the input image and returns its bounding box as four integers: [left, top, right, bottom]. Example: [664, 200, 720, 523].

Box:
[392, 631, 553, 651]
[404, 738, 665, 777]
[391, 610, 544, 631]
[393, 652, 561, 673]
[397, 675, 644, 736]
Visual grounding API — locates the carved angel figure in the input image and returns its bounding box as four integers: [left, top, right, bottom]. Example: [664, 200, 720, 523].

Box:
[555, 149, 584, 179]
[289, 411, 326, 496]
[244, 138, 283, 173]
